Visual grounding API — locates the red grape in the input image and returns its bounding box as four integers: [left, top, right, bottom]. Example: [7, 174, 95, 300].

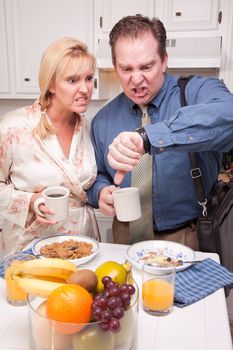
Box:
[109, 318, 121, 333]
[92, 275, 135, 333]
[112, 306, 124, 319]
[102, 276, 112, 286]
[107, 297, 118, 310]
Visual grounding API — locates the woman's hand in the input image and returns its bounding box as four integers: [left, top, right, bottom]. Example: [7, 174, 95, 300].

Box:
[98, 185, 118, 217]
[30, 192, 56, 225]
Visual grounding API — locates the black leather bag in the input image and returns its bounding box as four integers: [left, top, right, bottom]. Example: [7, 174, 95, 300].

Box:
[196, 180, 233, 272]
[178, 76, 233, 273]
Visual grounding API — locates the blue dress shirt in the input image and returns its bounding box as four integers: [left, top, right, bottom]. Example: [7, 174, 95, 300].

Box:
[87, 74, 233, 231]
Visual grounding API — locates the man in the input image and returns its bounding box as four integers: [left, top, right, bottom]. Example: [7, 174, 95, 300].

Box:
[87, 15, 233, 249]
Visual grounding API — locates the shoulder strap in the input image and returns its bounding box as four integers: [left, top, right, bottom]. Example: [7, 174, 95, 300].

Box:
[177, 75, 194, 106]
[178, 76, 207, 216]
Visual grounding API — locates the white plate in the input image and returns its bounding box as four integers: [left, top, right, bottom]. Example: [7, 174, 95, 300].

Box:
[127, 240, 195, 272]
[32, 234, 99, 266]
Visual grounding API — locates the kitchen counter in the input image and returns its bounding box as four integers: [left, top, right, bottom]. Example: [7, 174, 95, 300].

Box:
[0, 242, 232, 350]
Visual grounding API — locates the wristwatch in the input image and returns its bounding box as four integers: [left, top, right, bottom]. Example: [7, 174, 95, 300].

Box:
[135, 127, 151, 154]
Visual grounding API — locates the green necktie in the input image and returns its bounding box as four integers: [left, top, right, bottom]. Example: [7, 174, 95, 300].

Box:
[129, 105, 154, 243]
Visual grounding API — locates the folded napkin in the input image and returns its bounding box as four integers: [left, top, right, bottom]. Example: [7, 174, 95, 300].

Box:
[175, 258, 233, 307]
[0, 248, 33, 279]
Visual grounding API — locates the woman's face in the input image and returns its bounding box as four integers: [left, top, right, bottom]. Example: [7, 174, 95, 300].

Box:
[49, 59, 94, 115]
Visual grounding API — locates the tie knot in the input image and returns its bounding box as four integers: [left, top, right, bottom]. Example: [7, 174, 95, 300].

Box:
[139, 105, 150, 126]
[139, 105, 148, 113]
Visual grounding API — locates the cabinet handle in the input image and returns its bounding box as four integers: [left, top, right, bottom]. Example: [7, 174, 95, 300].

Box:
[218, 11, 222, 24]
[94, 78, 97, 89]
[24, 78, 30, 82]
[175, 12, 182, 16]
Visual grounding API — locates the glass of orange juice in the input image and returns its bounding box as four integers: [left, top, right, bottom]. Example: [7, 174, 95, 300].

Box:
[4, 253, 36, 306]
[142, 263, 175, 316]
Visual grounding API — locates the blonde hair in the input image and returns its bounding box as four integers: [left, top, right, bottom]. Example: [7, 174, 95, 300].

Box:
[34, 37, 96, 139]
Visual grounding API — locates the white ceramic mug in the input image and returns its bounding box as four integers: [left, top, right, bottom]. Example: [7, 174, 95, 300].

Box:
[112, 187, 142, 222]
[33, 186, 70, 222]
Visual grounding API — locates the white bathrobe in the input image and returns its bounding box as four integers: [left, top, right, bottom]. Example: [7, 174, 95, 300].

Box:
[0, 101, 99, 256]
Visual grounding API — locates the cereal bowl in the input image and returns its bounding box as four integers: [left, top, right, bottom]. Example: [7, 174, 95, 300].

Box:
[32, 234, 99, 266]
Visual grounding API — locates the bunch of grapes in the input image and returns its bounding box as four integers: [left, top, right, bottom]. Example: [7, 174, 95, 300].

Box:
[92, 276, 136, 333]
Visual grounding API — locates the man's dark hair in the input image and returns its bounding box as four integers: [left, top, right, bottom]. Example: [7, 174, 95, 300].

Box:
[109, 15, 167, 64]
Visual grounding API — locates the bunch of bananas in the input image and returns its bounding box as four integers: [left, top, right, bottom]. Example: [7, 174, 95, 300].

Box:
[11, 258, 78, 297]
[11, 258, 134, 298]
[122, 261, 133, 284]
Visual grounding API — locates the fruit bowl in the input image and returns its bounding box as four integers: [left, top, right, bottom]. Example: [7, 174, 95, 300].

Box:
[27, 280, 139, 350]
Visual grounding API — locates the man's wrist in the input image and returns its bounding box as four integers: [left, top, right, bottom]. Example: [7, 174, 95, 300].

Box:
[135, 127, 151, 154]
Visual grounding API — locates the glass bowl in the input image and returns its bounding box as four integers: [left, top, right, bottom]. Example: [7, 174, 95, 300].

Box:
[27, 281, 139, 350]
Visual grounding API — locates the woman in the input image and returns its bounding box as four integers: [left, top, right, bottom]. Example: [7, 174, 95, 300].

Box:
[0, 37, 100, 256]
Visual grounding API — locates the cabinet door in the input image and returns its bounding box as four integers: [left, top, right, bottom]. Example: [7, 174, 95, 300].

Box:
[0, 0, 10, 94]
[5, 0, 94, 96]
[154, 0, 220, 32]
[95, 0, 154, 38]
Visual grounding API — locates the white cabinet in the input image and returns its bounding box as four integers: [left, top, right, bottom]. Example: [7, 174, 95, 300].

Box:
[0, 0, 10, 94]
[1, 0, 105, 99]
[154, 0, 233, 91]
[1, 0, 233, 98]
[154, 0, 221, 32]
[8, 0, 94, 96]
[94, 0, 154, 69]
[94, 0, 154, 41]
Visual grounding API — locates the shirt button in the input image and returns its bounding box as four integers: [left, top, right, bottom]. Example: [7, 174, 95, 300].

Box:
[158, 139, 164, 145]
[188, 136, 193, 141]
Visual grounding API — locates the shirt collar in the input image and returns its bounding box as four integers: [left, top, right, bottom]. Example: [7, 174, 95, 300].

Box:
[149, 73, 170, 110]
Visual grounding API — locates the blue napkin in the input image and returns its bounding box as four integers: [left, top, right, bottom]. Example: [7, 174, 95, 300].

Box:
[175, 258, 233, 307]
[0, 248, 33, 278]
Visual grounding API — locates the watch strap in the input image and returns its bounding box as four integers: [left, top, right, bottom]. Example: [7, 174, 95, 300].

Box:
[135, 127, 150, 154]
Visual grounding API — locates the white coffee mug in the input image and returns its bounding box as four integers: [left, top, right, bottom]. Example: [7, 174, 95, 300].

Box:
[33, 186, 70, 222]
[112, 187, 142, 222]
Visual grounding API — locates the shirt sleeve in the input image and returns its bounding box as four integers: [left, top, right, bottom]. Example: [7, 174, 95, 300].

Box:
[87, 117, 113, 208]
[146, 77, 233, 154]
[0, 125, 33, 227]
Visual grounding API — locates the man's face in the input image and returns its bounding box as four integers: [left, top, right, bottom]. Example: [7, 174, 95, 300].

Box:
[113, 32, 168, 105]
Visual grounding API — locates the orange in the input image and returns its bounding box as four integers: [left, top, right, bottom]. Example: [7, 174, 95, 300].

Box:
[142, 279, 174, 311]
[46, 284, 93, 334]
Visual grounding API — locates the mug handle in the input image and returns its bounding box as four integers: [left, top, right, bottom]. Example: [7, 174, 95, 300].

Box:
[33, 197, 46, 217]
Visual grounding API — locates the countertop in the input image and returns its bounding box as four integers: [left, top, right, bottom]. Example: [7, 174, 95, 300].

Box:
[0, 242, 232, 350]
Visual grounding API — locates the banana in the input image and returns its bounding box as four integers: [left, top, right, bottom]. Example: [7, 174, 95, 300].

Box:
[13, 275, 66, 298]
[13, 258, 78, 281]
[122, 261, 133, 285]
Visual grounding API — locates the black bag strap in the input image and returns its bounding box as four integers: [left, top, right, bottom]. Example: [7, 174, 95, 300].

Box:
[178, 76, 207, 216]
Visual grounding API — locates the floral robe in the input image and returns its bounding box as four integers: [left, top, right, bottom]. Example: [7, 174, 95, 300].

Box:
[0, 101, 99, 256]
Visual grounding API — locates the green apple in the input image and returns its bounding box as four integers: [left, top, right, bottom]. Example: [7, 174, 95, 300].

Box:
[72, 324, 114, 350]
